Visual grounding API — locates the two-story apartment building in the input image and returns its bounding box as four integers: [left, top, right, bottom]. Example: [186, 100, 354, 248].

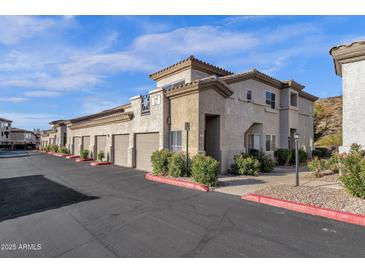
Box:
[0, 117, 12, 147]
[11, 128, 38, 148]
[44, 56, 317, 172]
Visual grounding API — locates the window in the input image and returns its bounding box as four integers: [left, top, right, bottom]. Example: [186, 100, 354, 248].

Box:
[265, 135, 276, 151]
[1, 132, 3, 136]
[265, 91, 276, 109]
[290, 92, 298, 107]
[170, 131, 182, 152]
[247, 90, 252, 102]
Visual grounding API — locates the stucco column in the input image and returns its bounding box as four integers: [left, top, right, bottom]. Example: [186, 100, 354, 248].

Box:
[128, 133, 135, 168]
[330, 41, 365, 153]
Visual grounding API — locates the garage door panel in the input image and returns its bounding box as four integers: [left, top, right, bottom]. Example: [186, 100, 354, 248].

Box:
[136, 133, 159, 171]
[96, 135, 107, 159]
[73, 137, 81, 156]
[82, 136, 90, 151]
[113, 134, 129, 166]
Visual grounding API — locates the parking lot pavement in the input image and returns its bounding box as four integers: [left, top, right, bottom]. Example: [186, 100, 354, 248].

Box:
[1, 152, 365, 258]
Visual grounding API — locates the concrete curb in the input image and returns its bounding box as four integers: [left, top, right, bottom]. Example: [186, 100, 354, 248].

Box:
[65, 155, 80, 159]
[90, 162, 112, 166]
[241, 193, 365, 227]
[75, 158, 93, 162]
[53, 153, 71, 158]
[145, 173, 209, 192]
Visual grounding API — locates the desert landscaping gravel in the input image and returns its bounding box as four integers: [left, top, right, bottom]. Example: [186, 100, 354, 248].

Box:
[254, 184, 365, 215]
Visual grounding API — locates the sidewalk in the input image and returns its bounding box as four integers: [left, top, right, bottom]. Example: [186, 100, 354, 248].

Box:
[215, 166, 342, 196]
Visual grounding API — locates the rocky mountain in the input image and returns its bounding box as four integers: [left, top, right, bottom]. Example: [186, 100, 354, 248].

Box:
[314, 95, 342, 146]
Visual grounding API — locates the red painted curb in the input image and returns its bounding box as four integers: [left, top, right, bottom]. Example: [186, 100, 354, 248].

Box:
[47, 152, 54, 155]
[65, 155, 80, 159]
[75, 158, 93, 162]
[90, 161, 112, 166]
[145, 173, 209, 192]
[241, 193, 365, 227]
[53, 153, 71, 157]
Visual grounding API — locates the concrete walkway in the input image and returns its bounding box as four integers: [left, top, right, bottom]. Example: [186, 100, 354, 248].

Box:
[215, 166, 342, 196]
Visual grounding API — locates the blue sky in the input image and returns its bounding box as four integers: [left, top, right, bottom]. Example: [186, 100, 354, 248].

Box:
[0, 15, 364, 130]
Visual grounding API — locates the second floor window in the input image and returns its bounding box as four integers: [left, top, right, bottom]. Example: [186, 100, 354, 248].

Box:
[265, 91, 276, 109]
[247, 90, 252, 102]
[170, 131, 182, 152]
[290, 92, 298, 107]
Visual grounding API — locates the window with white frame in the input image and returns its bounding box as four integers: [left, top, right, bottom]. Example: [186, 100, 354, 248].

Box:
[265, 135, 276, 151]
[265, 91, 276, 109]
[170, 131, 182, 152]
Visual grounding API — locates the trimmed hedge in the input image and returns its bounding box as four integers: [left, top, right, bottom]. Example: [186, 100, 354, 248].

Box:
[151, 149, 171, 176]
[191, 155, 219, 187]
[274, 149, 292, 165]
[231, 153, 260, 176]
[168, 152, 189, 178]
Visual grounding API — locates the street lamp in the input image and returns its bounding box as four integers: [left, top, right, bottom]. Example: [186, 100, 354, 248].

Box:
[294, 132, 300, 187]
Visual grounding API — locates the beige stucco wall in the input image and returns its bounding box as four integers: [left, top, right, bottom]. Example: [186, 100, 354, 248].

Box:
[170, 91, 200, 154]
[68, 89, 168, 166]
[156, 69, 192, 88]
[340, 60, 365, 152]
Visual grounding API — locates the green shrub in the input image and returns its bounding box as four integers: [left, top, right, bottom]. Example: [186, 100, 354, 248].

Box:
[339, 144, 365, 198]
[290, 149, 307, 164]
[312, 149, 323, 158]
[151, 149, 171, 176]
[168, 152, 189, 178]
[49, 144, 58, 152]
[307, 157, 327, 178]
[191, 155, 219, 187]
[59, 146, 69, 154]
[327, 152, 340, 173]
[315, 147, 330, 158]
[249, 150, 275, 172]
[232, 153, 260, 176]
[97, 151, 105, 162]
[80, 149, 89, 160]
[274, 149, 292, 165]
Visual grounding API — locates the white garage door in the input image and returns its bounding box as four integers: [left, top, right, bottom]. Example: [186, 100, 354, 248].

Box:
[96, 135, 107, 159]
[82, 136, 90, 151]
[113, 134, 129, 166]
[135, 132, 159, 171]
[73, 137, 81, 156]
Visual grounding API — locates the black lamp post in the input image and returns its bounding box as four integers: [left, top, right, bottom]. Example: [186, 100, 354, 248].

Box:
[185, 122, 190, 175]
[294, 132, 300, 187]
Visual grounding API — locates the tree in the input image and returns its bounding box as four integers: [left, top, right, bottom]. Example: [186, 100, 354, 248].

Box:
[313, 104, 332, 143]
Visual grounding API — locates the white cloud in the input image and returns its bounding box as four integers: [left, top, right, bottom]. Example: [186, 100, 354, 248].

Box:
[0, 16, 56, 45]
[81, 96, 120, 115]
[0, 97, 27, 103]
[24, 90, 61, 97]
[132, 25, 259, 56]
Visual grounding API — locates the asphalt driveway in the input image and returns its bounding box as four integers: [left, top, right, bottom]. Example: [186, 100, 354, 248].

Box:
[0, 152, 364, 257]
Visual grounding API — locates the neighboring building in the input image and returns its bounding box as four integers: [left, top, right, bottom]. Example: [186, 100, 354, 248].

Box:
[0, 117, 12, 147]
[45, 56, 317, 172]
[11, 128, 38, 148]
[330, 40, 365, 153]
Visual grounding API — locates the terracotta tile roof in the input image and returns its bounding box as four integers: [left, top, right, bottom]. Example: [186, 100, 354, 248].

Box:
[330, 40, 365, 54]
[149, 55, 233, 80]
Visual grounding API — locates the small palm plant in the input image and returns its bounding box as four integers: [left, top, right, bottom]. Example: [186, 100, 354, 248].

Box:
[80, 149, 89, 160]
[97, 151, 105, 162]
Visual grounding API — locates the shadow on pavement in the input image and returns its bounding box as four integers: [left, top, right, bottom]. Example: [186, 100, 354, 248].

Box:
[0, 175, 98, 222]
